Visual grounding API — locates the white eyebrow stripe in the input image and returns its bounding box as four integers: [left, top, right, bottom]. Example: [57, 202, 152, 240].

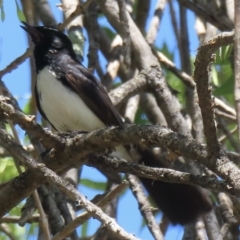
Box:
[43, 26, 59, 32]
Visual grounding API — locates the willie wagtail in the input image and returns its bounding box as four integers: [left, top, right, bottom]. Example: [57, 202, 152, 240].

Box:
[21, 22, 212, 224]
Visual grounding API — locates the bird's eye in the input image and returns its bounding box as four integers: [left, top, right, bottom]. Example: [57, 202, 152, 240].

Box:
[52, 37, 63, 49]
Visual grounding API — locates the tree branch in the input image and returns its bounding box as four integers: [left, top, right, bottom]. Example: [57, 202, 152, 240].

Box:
[52, 181, 129, 240]
[127, 175, 164, 240]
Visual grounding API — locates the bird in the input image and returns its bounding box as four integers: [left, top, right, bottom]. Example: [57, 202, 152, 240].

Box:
[21, 22, 212, 225]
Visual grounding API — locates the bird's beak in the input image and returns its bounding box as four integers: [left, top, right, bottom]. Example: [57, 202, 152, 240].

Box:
[20, 21, 43, 44]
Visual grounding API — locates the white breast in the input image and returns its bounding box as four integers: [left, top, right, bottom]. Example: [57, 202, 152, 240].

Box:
[37, 67, 105, 132]
[37, 67, 132, 161]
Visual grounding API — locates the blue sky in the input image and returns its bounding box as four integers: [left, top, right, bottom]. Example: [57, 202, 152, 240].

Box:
[0, 0, 199, 239]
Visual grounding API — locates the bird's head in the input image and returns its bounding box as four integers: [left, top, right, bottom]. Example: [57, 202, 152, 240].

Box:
[21, 22, 76, 59]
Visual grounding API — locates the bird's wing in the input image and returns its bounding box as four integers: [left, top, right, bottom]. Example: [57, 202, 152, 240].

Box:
[59, 58, 123, 127]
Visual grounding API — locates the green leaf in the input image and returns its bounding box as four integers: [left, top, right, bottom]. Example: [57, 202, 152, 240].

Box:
[210, 44, 234, 104]
[0, 158, 19, 182]
[211, 66, 219, 86]
[0, 157, 8, 173]
[0, 8, 4, 22]
[14, 0, 26, 21]
[68, 29, 84, 59]
[0, 0, 5, 22]
[215, 45, 233, 65]
[23, 98, 32, 115]
[166, 70, 185, 106]
[27, 222, 38, 238]
[158, 42, 174, 62]
[102, 27, 116, 41]
[80, 178, 107, 191]
[135, 108, 150, 125]
[1, 205, 26, 239]
[81, 221, 88, 237]
[213, 75, 234, 96]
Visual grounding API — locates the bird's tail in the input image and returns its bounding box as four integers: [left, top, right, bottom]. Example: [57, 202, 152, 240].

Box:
[110, 144, 212, 224]
[138, 149, 212, 225]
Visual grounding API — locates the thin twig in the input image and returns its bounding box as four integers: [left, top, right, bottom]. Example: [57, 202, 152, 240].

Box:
[8, 123, 51, 240]
[117, 0, 131, 67]
[140, 93, 167, 125]
[32, 191, 51, 240]
[214, 98, 236, 118]
[124, 95, 140, 123]
[218, 192, 238, 239]
[8, 122, 23, 173]
[109, 69, 148, 107]
[0, 215, 40, 223]
[142, 0, 168, 127]
[215, 110, 236, 121]
[0, 224, 17, 240]
[19, 196, 36, 226]
[101, 35, 123, 90]
[218, 119, 239, 151]
[37, 185, 65, 235]
[135, 0, 150, 33]
[169, 0, 180, 49]
[146, 0, 167, 45]
[203, 210, 222, 240]
[32, 0, 57, 27]
[177, 0, 233, 31]
[0, 47, 32, 78]
[220, 223, 230, 239]
[58, 0, 92, 31]
[87, 155, 231, 194]
[85, 1, 99, 70]
[127, 175, 164, 240]
[153, 49, 195, 88]
[52, 181, 129, 240]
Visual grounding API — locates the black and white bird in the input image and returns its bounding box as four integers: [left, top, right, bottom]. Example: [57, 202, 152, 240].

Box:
[21, 22, 212, 225]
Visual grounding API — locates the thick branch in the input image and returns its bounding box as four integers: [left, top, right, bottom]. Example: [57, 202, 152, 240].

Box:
[178, 0, 233, 31]
[194, 31, 234, 156]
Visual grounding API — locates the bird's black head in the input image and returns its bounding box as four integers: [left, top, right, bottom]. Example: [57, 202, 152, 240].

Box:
[21, 22, 77, 70]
